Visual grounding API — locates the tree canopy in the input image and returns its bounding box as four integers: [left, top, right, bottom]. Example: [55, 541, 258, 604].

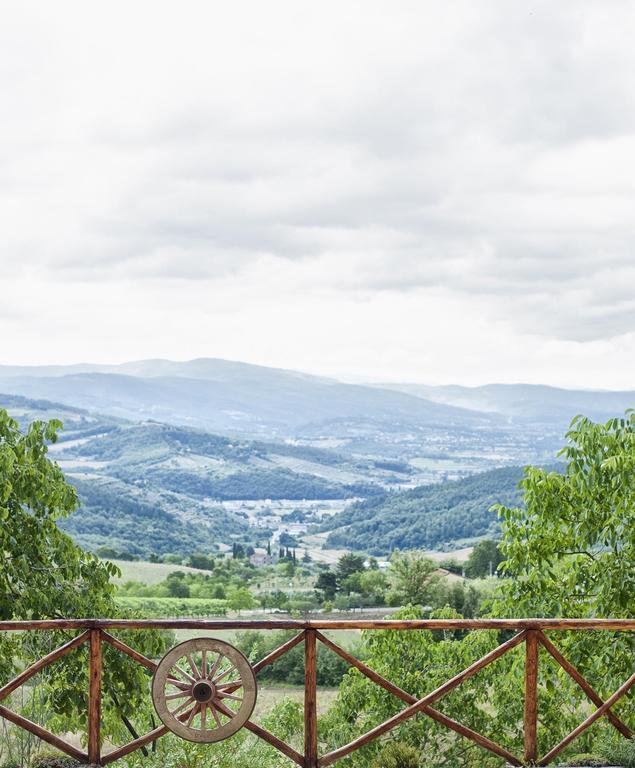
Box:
[388, 549, 440, 606]
[0, 410, 119, 622]
[0, 409, 167, 747]
[496, 412, 635, 618]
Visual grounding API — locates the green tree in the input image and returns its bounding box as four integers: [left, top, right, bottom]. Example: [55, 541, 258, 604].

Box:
[268, 590, 290, 610]
[370, 742, 422, 768]
[336, 552, 365, 582]
[491, 412, 635, 756]
[187, 553, 215, 570]
[316, 571, 338, 600]
[465, 539, 503, 579]
[166, 572, 191, 598]
[0, 410, 168, 745]
[341, 571, 363, 595]
[0, 412, 119, 624]
[358, 569, 388, 604]
[388, 550, 440, 606]
[232, 542, 246, 559]
[496, 412, 635, 618]
[227, 587, 256, 614]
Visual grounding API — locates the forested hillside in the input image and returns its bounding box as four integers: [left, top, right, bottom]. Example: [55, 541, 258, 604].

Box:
[0, 390, 568, 559]
[62, 476, 250, 556]
[1, 394, 388, 558]
[321, 466, 532, 553]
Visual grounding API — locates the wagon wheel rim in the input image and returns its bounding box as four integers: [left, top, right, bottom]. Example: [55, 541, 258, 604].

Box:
[152, 638, 257, 742]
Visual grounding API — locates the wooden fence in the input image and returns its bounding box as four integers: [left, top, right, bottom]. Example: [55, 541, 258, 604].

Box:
[0, 619, 634, 766]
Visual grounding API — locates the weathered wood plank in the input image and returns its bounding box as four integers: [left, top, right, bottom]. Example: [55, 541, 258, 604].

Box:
[254, 631, 305, 674]
[244, 720, 304, 766]
[539, 669, 635, 765]
[214, 698, 304, 765]
[102, 723, 169, 764]
[101, 631, 158, 671]
[2, 618, 635, 631]
[304, 629, 318, 768]
[88, 628, 102, 764]
[524, 630, 539, 764]
[221, 631, 307, 697]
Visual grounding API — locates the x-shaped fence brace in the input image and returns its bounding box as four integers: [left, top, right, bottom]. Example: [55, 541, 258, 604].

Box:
[0, 621, 633, 767]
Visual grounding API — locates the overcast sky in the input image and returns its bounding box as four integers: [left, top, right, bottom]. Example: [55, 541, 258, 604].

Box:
[1, 1, 634, 388]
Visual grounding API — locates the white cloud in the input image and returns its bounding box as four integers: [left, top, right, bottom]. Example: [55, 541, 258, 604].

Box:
[0, 0, 634, 387]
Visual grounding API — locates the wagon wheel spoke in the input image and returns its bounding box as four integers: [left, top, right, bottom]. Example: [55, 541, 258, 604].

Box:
[214, 699, 237, 721]
[167, 677, 191, 691]
[201, 650, 207, 679]
[166, 690, 191, 701]
[218, 690, 243, 702]
[170, 696, 195, 716]
[186, 703, 201, 727]
[213, 664, 237, 684]
[200, 702, 207, 730]
[210, 701, 223, 728]
[207, 652, 223, 680]
[172, 664, 196, 684]
[187, 653, 200, 679]
[216, 680, 243, 690]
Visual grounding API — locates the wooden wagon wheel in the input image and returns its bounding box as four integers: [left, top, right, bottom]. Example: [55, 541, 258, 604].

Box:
[152, 638, 257, 743]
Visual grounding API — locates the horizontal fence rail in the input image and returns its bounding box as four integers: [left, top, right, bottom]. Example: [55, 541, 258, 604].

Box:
[0, 619, 633, 766]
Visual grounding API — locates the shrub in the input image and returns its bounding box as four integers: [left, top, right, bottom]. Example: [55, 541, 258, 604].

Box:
[565, 755, 606, 767]
[30, 754, 80, 768]
[370, 741, 421, 768]
[597, 735, 635, 768]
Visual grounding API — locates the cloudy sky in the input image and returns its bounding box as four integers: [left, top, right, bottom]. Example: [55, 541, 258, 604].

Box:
[1, 1, 634, 388]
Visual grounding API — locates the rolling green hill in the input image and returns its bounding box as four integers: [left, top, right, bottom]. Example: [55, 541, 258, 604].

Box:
[60, 421, 386, 500]
[1, 393, 389, 558]
[320, 466, 531, 554]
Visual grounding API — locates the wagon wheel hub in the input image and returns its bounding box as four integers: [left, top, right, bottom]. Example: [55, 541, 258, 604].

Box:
[192, 679, 216, 703]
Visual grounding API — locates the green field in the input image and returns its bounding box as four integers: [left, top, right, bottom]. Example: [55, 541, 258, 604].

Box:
[252, 686, 338, 719]
[109, 559, 211, 585]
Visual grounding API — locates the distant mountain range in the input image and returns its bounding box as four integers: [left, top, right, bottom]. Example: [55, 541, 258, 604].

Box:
[378, 382, 635, 426]
[4, 357, 629, 470]
[0, 359, 492, 436]
[2, 360, 631, 433]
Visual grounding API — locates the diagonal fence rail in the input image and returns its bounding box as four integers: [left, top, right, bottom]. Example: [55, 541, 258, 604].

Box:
[0, 619, 633, 766]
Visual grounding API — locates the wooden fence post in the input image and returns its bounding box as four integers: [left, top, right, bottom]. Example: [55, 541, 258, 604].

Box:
[524, 630, 538, 764]
[88, 628, 102, 765]
[304, 629, 318, 768]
